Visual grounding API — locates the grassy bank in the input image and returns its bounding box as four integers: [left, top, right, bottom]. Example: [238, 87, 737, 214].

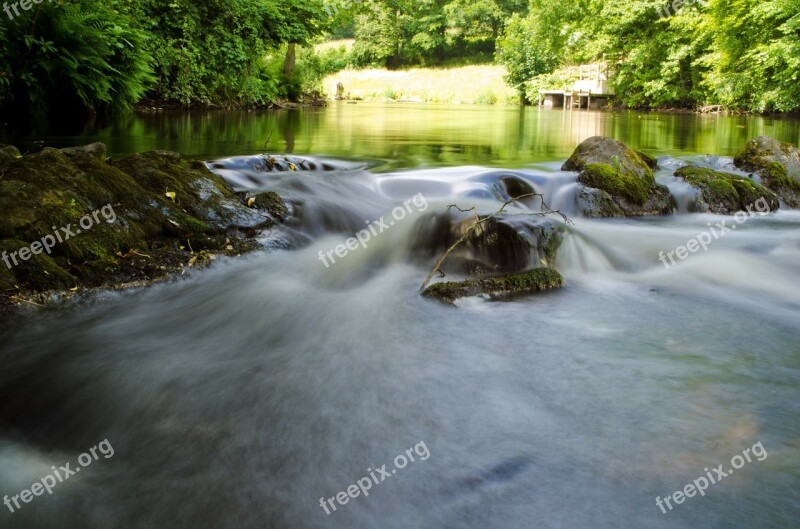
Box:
[322, 65, 519, 105]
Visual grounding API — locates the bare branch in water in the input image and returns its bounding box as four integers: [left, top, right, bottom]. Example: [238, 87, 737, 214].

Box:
[420, 192, 572, 292]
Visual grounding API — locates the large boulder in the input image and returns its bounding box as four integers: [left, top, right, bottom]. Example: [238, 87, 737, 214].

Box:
[0, 144, 286, 301]
[563, 136, 674, 217]
[733, 136, 800, 207]
[422, 268, 564, 304]
[674, 165, 779, 214]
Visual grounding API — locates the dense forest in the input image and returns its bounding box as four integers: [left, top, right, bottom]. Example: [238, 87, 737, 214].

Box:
[0, 0, 797, 117]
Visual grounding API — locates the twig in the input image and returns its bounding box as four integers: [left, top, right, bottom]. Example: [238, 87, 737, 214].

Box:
[8, 295, 43, 307]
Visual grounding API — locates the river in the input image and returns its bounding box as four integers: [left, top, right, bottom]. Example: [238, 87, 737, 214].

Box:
[0, 103, 798, 528]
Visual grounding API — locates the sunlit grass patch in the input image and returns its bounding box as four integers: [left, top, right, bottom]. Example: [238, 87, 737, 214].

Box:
[322, 65, 519, 105]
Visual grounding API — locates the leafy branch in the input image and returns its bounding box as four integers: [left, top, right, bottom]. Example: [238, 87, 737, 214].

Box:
[420, 192, 572, 291]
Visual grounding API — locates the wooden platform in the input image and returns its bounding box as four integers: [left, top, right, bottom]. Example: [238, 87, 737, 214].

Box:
[537, 90, 611, 110]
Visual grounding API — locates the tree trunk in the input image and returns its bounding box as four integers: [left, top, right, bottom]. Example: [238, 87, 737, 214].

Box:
[283, 43, 296, 77]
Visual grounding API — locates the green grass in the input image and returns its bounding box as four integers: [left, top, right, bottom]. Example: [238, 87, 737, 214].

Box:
[314, 39, 355, 53]
[322, 65, 519, 105]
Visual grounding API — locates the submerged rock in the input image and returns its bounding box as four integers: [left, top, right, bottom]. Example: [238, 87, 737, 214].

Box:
[0, 143, 287, 310]
[563, 136, 674, 217]
[422, 268, 564, 304]
[674, 165, 779, 214]
[733, 136, 800, 207]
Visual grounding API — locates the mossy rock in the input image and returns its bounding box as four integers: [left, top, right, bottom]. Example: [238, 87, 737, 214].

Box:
[733, 136, 800, 207]
[0, 239, 76, 291]
[636, 150, 658, 170]
[0, 143, 284, 301]
[422, 267, 564, 304]
[758, 161, 800, 208]
[580, 163, 651, 205]
[733, 136, 800, 177]
[244, 191, 290, 221]
[563, 136, 673, 216]
[563, 136, 655, 180]
[60, 142, 107, 160]
[0, 144, 21, 169]
[674, 165, 779, 214]
[112, 152, 270, 230]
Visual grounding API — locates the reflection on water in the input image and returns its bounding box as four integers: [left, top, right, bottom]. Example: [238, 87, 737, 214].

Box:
[2, 103, 800, 167]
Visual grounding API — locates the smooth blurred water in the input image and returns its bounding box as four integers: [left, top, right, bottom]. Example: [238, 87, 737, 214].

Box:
[0, 105, 798, 528]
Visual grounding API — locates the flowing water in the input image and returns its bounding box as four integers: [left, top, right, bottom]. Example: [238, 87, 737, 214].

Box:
[0, 104, 798, 528]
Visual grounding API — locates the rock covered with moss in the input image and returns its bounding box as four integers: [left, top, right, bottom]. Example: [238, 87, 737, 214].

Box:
[674, 165, 779, 214]
[733, 136, 800, 207]
[422, 267, 564, 304]
[412, 212, 565, 276]
[0, 144, 288, 309]
[562, 136, 674, 217]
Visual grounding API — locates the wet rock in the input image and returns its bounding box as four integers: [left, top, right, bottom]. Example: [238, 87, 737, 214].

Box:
[674, 165, 779, 214]
[60, 142, 107, 160]
[243, 191, 290, 221]
[0, 143, 285, 308]
[576, 187, 624, 218]
[0, 144, 21, 167]
[563, 136, 674, 216]
[111, 152, 273, 231]
[733, 136, 800, 207]
[422, 268, 564, 304]
[412, 212, 565, 276]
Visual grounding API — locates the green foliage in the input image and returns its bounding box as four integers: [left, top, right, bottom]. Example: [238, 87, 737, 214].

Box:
[499, 0, 800, 112]
[135, 0, 327, 106]
[0, 0, 153, 116]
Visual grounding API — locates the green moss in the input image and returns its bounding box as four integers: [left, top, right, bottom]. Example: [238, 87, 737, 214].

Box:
[422, 267, 564, 304]
[763, 161, 800, 192]
[0, 239, 75, 291]
[675, 165, 779, 213]
[579, 163, 651, 205]
[249, 191, 289, 220]
[635, 149, 658, 170]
